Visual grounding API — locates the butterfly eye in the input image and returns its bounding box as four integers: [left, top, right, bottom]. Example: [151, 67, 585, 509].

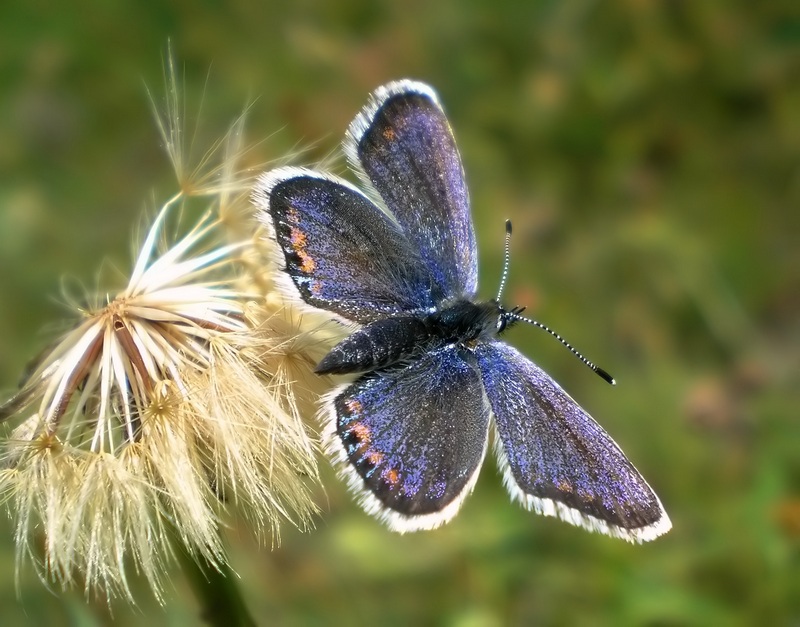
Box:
[496, 316, 507, 333]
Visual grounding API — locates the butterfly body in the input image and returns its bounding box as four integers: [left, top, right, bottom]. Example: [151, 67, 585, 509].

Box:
[316, 299, 503, 375]
[254, 80, 671, 541]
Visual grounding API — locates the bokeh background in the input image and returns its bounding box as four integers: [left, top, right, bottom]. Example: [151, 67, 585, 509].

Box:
[0, 1, 797, 625]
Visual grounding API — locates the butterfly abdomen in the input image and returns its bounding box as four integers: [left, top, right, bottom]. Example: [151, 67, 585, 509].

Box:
[315, 317, 433, 375]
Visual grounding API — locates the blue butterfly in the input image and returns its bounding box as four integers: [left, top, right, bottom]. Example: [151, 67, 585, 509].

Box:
[254, 80, 670, 541]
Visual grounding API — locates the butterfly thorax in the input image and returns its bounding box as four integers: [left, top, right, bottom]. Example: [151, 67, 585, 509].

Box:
[315, 299, 504, 375]
[426, 299, 503, 345]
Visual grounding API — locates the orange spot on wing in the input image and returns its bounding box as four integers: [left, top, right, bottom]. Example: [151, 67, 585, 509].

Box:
[350, 421, 370, 444]
[382, 127, 396, 141]
[366, 451, 384, 466]
[290, 226, 316, 273]
[298, 253, 315, 273]
[290, 227, 307, 247]
[345, 399, 364, 416]
[383, 468, 400, 486]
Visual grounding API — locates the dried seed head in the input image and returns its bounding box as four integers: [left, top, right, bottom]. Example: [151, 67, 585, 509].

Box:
[0, 56, 321, 604]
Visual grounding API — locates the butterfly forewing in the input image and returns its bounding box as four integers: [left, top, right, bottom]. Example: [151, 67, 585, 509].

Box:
[254, 169, 441, 324]
[346, 80, 478, 299]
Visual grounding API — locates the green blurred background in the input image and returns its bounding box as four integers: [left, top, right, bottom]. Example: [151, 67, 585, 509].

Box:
[0, 1, 798, 625]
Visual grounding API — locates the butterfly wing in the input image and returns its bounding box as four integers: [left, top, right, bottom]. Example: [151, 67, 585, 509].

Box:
[254, 168, 442, 324]
[475, 342, 671, 542]
[346, 80, 478, 299]
[323, 345, 491, 532]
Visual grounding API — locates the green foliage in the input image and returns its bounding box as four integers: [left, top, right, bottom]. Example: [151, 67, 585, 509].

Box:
[0, 1, 797, 624]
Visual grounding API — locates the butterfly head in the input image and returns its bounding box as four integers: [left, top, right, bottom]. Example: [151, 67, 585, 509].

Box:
[495, 304, 526, 334]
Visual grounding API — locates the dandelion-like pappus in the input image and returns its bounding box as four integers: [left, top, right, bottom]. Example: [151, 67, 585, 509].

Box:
[0, 60, 320, 603]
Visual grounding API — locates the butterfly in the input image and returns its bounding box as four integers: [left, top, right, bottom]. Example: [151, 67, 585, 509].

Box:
[253, 80, 671, 542]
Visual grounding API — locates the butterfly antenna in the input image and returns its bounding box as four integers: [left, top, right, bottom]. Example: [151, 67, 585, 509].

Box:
[495, 219, 615, 385]
[496, 220, 513, 302]
[504, 310, 617, 386]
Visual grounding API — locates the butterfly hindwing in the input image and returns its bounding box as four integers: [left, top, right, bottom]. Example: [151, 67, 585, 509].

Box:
[324, 345, 491, 532]
[346, 80, 478, 299]
[475, 341, 671, 542]
[254, 168, 441, 324]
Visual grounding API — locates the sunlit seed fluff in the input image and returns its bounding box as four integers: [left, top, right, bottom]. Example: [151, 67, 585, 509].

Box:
[0, 53, 339, 604]
[0, 195, 318, 604]
[240, 220, 350, 421]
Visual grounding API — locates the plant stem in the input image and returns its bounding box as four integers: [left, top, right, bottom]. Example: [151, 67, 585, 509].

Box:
[178, 548, 258, 627]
